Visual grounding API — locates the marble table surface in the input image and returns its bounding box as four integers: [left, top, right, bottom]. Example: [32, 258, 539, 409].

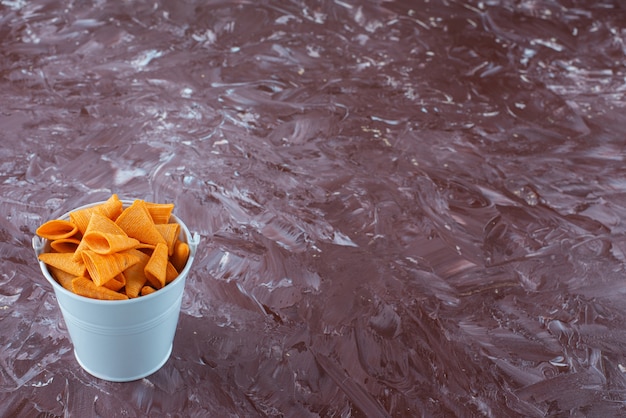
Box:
[2, 0, 626, 416]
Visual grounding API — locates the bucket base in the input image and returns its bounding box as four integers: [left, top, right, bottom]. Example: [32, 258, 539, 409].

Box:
[74, 343, 173, 382]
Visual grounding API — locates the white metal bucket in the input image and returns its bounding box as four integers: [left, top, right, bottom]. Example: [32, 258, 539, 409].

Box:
[32, 200, 200, 382]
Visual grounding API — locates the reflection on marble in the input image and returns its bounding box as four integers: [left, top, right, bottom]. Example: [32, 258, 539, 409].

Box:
[2, 0, 626, 416]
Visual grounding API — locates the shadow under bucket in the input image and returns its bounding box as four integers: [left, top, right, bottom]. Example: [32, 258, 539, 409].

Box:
[32, 200, 200, 382]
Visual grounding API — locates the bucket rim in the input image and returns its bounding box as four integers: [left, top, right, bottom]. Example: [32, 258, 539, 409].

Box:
[32, 199, 200, 305]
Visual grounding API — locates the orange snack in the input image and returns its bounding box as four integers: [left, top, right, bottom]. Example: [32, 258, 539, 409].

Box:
[170, 241, 189, 272]
[140, 285, 157, 296]
[39, 252, 87, 277]
[115, 200, 167, 247]
[81, 250, 140, 287]
[122, 249, 151, 298]
[155, 223, 180, 256]
[83, 213, 140, 254]
[70, 212, 108, 260]
[70, 194, 123, 234]
[72, 276, 129, 300]
[136, 243, 156, 251]
[165, 262, 178, 284]
[50, 237, 81, 253]
[69, 208, 94, 237]
[102, 273, 126, 292]
[145, 202, 174, 224]
[144, 242, 169, 289]
[47, 265, 76, 292]
[36, 219, 78, 240]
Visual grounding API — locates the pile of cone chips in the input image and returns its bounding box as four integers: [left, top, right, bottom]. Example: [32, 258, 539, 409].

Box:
[36, 195, 189, 300]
